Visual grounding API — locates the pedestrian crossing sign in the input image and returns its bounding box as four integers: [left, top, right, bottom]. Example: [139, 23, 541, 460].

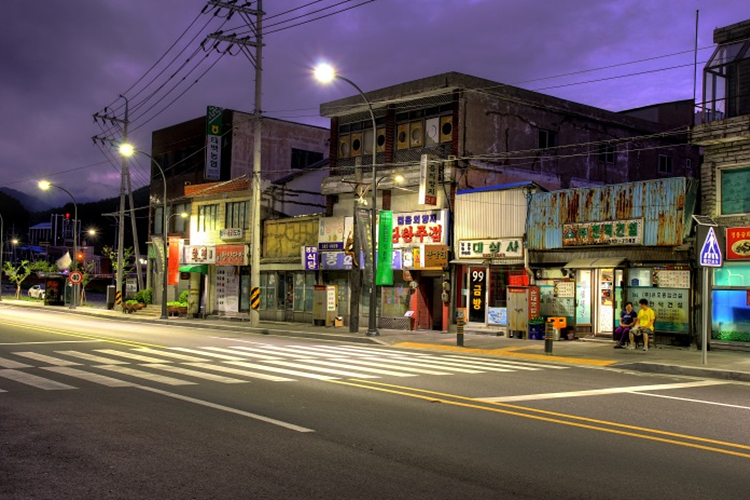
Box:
[699, 226, 723, 267]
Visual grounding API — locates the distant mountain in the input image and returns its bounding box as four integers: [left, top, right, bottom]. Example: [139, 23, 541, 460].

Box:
[0, 187, 54, 212]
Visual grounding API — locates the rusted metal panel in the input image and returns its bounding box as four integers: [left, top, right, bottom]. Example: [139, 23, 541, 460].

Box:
[528, 177, 695, 249]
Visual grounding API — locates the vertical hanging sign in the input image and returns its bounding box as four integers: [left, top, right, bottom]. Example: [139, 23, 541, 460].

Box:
[356, 207, 373, 283]
[376, 211, 393, 285]
[469, 268, 486, 323]
[418, 154, 438, 206]
[205, 106, 223, 180]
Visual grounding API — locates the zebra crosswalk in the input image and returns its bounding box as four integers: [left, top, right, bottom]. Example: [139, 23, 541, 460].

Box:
[0, 343, 568, 393]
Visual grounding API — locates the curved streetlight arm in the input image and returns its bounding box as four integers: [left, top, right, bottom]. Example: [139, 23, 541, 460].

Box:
[43, 184, 78, 309]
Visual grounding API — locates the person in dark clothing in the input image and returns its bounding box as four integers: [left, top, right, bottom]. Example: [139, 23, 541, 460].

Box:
[613, 301, 637, 348]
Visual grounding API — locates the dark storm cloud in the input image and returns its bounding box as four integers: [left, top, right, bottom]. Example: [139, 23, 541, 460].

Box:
[0, 0, 747, 204]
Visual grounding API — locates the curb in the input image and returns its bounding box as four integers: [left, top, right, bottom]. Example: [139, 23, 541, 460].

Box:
[616, 362, 750, 383]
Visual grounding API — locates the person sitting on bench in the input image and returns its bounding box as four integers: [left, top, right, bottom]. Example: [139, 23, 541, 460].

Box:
[614, 302, 636, 348]
[629, 298, 655, 351]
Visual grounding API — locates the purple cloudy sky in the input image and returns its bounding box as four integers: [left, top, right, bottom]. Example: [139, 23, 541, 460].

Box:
[0, 0, 747, 205]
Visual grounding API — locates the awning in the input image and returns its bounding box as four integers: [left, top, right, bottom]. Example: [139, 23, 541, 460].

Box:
[178, 264, 209, 274]
[564, 258, 625, 269]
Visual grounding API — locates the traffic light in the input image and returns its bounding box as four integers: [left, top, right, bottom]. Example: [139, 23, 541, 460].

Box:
[77, 252, 83, 260]
[65, 213, 70, 219]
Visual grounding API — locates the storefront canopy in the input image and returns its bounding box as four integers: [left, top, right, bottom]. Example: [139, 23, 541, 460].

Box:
[178, 264, 209, 274]
[564, 258, 625, 269]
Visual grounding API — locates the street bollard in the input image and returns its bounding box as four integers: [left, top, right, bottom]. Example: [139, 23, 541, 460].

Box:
[457, 321, 464, 347]
[544, 331, 553, 355]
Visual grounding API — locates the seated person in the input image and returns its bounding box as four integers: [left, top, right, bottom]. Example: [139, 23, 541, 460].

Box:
[614, 302, 636, 348]
[629, 298, 656, 351]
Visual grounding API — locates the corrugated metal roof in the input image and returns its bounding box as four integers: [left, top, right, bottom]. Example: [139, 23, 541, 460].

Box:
[457, 181, 539, 195]
[527, 177, 696, 249]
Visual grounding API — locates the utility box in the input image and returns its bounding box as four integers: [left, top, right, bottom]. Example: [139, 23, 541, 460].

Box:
[44, 276, 66, 306]
[106, 285, 117, 310]
[507, 286, 541, 338]
[312, 285, 338, 326]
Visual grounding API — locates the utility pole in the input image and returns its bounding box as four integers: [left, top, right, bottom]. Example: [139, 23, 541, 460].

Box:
[92, 96, 143, 307]
[205, 0, 263, 326]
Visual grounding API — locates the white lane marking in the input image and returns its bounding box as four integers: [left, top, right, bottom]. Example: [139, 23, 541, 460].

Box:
[0, 340, 100, 345]
[206, 346, 284, 360]
[169, 347, 246, 360]
[632, 391, 750, 410]
[133, 348, 211, 362]
[225, 361, 336, 380]
[0, 369, 76, 390]
[95, 365, 197, 386]
[295, 359, 416, 377]
[478, 380, 730, 402]
[327, 357, 452, 375]
[410, 355, 517, 373]
[264, 360, 379, 378]
[185, 363, 294, 382]
[55, 351, 129, 365]
[360, 356, 484, 374]
[143, 364, 248, 384]
[0, 356, 31, 369]
[42, 366, 134, 387]
[13, 352, 81, 366]
[132, 384, 314, 433]
[95, 350, 171, 363]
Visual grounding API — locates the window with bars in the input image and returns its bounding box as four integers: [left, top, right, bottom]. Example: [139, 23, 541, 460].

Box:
[225, 201, 249, 229]
[197, 204, 218, 232]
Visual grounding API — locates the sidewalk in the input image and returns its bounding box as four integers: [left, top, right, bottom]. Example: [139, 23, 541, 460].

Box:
[3, 298, 750, 383]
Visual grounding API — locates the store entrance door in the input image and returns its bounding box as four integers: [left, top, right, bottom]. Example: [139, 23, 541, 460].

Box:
[595, 269, 615, 334]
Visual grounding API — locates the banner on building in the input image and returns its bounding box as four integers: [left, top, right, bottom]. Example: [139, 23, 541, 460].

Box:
[356, 208, 373, 283]
[205, 105, 223, 180]
[168, 237, 182, 286]
[392, 209, 448, 248]
[376, 211, 394, 285]
[469, 267, 486, 323]
[318, 216, 352, 251]
[458, 238, 523, 259]
[418, 154, 438, 206]
[302, 246, 318, 270]
[562, 219, 642, 246]
[216, 244, 249, 266]
[184, 245, 215, 264]
[726, 226, 750, 260]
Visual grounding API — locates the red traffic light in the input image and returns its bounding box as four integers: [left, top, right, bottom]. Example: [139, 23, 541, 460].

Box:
[77, 253, 83, 260]
[65, 213, 70, 219]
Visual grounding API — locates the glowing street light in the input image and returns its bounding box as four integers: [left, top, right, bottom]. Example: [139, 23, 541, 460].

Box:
[39, 181, 78, 309]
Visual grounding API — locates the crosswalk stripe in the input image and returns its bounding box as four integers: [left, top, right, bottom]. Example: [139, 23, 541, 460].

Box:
[0, 369, 76, 390]
[444, 354, 568, 370]
[13, 352, 81, 366]
[142, 364, 249, 384]
[95, 350, 172, 363]
[295, 359, 416, 377]
[225, 361, 336, 380]
[439, 356, 542, 371]
[264, 360, 379, 378]
[133, 348, 212, 362]
[95, 365, 197, 386]
[0, 356, 31, 369]
[184, 363, 295, 382]
[358, 356, 484, 374]
[245, 344, 320, 358]
[169, 347, 246, 360]
[55, 351, 129, 365]
[385, 355, 512, 373]
[204, 347, 284, 360]
[42, 366, 134, 387]
[285, 345, 392, 357]
[327, 357, 452, 375]
[300, 345, 412, 357]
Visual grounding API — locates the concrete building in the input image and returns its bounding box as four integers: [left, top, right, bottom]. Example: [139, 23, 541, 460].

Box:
[692, 18, 750, 348]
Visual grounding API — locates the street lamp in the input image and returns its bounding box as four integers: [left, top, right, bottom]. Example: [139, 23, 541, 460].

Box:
[0, 212, 4, 302]
[314, 63, 380, 336]
[119, 143, 169, 320]
[39, 181, 78, 309]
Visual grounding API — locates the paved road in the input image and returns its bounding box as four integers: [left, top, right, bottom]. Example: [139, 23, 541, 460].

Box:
[1, 308, 749, 499]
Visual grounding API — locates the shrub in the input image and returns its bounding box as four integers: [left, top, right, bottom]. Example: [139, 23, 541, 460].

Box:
[135, 288, 153, 304]
[178, 290, 189, 304]
[125, 299, 139, 305]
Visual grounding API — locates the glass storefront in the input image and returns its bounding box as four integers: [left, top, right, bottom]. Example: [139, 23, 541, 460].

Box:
[712, 262, 750, 342]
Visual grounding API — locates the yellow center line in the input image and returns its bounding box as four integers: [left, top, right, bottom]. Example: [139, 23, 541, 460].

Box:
[0, 320, 164, 348]
[327, 379, 750, 459]
[393, 342, 617, 366]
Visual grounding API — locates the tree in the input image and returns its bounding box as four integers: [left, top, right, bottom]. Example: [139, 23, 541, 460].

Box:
[78, 259, 97, 305]
[30, 260, 57, 276]
[102, 246, 135, 276]
[3, 260, 31, 299]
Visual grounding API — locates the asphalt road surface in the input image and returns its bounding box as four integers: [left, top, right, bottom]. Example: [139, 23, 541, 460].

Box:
[1, 305, 749, 499]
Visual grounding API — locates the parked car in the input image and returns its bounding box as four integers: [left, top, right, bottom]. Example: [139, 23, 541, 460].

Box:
[28, 284, 45, 300]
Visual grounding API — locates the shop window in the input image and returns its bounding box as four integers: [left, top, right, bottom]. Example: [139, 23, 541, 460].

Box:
[719, 166, 750, 215]
[262, 272, 277, 310]
[714, 263, 750, 286]
[225, 201, 249, 230]
[305, 273, 315, 311]
[197, 204, 218, 232]
[712, 290, 750, 342]
[381, 276, 410, 317]
[294, 273, 306, 311]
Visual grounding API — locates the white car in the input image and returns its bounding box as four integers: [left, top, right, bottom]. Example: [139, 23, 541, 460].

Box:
[28, 284, 46, 300]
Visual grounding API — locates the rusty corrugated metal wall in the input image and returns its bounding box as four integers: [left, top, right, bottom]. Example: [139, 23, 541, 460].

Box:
[527, 177, 696, 249]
